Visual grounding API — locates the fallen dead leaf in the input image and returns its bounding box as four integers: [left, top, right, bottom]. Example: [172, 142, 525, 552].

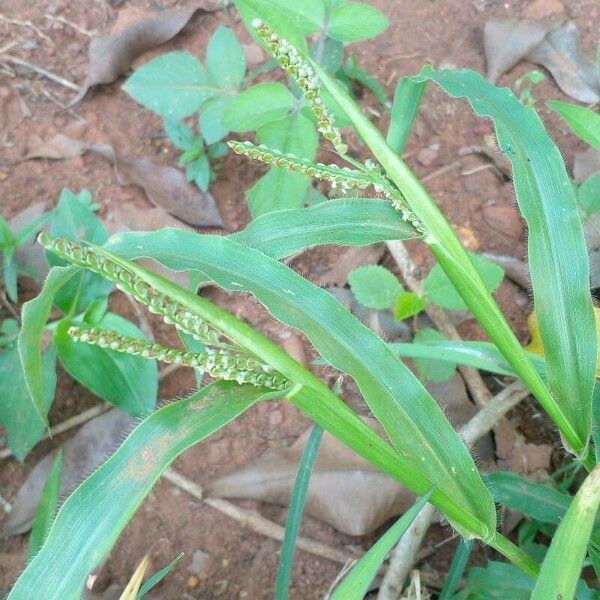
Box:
[485, 19, 600, 103]
[22, 134, 224, 228]
[67, 6, 217, 108]
[9, 201, 50, 290]
[1, 409, 135, 538]
[574, 148, 600, 184]
[206, 418, 416, 536]
[207, 374, 490, 536]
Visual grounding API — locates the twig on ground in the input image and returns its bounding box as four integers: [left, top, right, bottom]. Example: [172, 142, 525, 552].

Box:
[0, 14, 53, 45]
[44, 14, 96, 37]
[0, 55, 80, 91]
[0, 403, 111, 460]
[377, 381, 530, 599]
[40, 87, 86, 124]
[323, 559, 357, 600]
[421, 161, 463, 183]
[0, 289, 20, 322]
[385, 240, 492, 407]
[163, 469, 357, 566]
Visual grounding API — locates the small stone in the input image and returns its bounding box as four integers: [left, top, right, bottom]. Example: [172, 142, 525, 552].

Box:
[524, 0, 564, 19]
[455, 225, 480, 251]
[268, 409, 283, 427]
[185, 575, 199, 590]
[416, 145, 439, 167]
[188, 550, 214, 580]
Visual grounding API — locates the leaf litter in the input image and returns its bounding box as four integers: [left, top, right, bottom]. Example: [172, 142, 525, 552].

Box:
[23, 134, 223, 227]
[1, 409, 135, 538]
[484, 19, 600, 103]
[66, 5, 221, 108]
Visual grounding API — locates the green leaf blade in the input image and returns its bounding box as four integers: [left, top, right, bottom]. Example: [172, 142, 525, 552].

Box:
[328, 2, 389, 43]
[331, 490, 433, 599]
[18, 266, 77, 427]
[417, 69, 596, 455]
[123, 52, 214, 120]
[27, 450, 63, 563]
[232, 199, 416, 256]
[9, 382, 263, 600]
[206, 26, 246, 90]
[532, 465, 600, 600]
[348, 265, 403, 310]
[102, 231, 498, 540]
[548, 100, 600, 151]
[224, 82, 295, 132]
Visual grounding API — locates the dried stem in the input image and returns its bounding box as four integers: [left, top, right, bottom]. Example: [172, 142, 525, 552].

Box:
[0, 55, 79, 91]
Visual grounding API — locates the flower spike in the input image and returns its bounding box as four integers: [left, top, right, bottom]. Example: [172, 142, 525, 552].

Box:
[252, 19, 348, 155]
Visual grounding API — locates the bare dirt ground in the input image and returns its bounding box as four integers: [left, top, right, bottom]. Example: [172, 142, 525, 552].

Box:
[1, 0, 599, 598]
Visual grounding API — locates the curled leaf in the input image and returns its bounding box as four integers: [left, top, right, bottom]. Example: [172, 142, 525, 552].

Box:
[67, 7, 213, 107]
[485, 19, 600, 103]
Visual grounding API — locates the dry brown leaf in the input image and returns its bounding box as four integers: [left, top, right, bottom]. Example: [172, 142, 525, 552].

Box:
[67, 6, 215, 108]
[22, 134, 224, 227]
[485, 19, 600, 103]
[1, 410, 135, 538]
[574, 148, 600, 184]
[9, 201, 50, 289]
[206, 418, 416, 536]
[207, 376, 489, 537]
[110, 155, 223, 228]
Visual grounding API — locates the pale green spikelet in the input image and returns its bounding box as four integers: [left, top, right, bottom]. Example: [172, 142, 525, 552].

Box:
[252, 19, 347, 155]
[228, 140, 426, 232]
[67, 325, 289, 391]
[228, 140, 372, 192]
[38, 234, 223, 347]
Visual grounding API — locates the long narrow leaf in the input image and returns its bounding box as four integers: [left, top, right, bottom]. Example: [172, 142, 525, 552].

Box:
[387, 78, 427, 154]
[389, 340, 546, 379]
[331, 490, 433, 600]
[313, 60, 594, 458]
[101, 232, 497, 540]
[438, 538, 474, 599]
[26, 450, 63, 563]
[531, 465, 600, 600]
[232, 198, 416, 257]
[414, 69, 596, 456]
[275, 424, 323, 599]
[8, 382, 263, 600]
[137, 553, 184, 599]
[18, 266, 77, 426]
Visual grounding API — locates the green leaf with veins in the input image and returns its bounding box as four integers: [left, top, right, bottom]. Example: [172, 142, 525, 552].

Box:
[412, 328, 457, 383]
[55, 313, 158, 416]
[328, 2, 389, 42]
[206, 26, 246, 90]
[0, 343, 56, 460]
[224, 83, 296, 132]
[247, 112, 318, 217]
[123, 52, 215, 120]
[424, 252, 504, 311]
[348, 265, 403, 310]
